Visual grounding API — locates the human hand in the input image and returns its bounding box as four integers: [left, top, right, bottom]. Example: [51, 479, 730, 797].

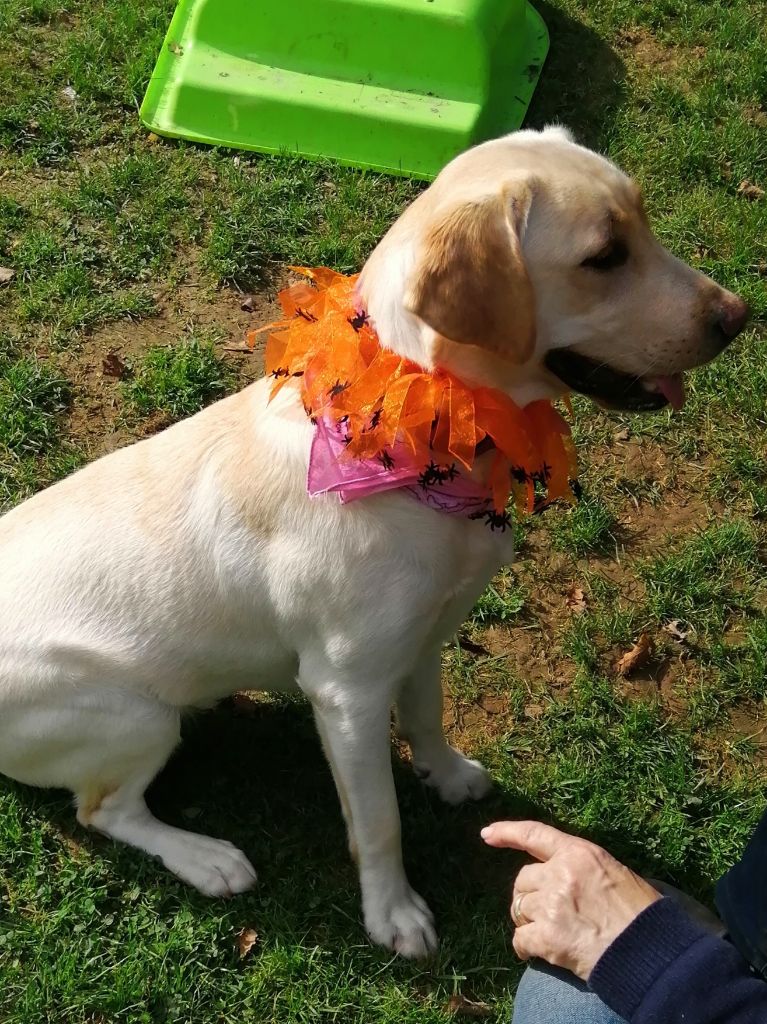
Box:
[481, 820, 661, 980]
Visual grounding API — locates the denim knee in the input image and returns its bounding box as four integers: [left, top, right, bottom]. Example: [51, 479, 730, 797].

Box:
[512, 961, 627, 1024]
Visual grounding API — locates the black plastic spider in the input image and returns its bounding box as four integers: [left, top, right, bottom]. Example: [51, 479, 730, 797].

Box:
[531, 462, 553, 486]
[269, 366, 290, 380]
[378, 451, 395, 471]
[417, 461, 459, 489]
[296, 308, 318, 322]
[483, 509, 513, 532]
[328, 379, 350, 398]
[348, 312, 369, 332]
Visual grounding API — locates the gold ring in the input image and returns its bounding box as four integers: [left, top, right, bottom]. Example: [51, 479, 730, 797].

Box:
[512, 892, 529, 927]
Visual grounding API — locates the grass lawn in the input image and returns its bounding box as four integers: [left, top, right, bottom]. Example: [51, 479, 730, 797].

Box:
[1, 0, 766, 1021]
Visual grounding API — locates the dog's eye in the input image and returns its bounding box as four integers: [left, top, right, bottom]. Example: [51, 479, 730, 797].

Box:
[581, 240, 628, 271]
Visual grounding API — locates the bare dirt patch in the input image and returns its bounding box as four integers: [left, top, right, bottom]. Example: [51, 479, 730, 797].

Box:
[458, 449, 726, 735]
[617, 648, 699, 711]
[52, 276, 281, 457]
[615, 26, 705, 77]
[442, 688, 519, 755]
[619, 491, 712, 554]
[743, 103, 767, 128]
[726, 708, 767, 764]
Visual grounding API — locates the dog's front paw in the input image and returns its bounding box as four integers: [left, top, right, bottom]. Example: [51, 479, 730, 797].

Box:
[414, 748, 492, 805]
[162, 833, 258, 897]
[364, 885, 438, 959]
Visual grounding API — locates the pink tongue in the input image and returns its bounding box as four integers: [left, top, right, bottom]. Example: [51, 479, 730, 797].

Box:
[653, 374, 686, 411]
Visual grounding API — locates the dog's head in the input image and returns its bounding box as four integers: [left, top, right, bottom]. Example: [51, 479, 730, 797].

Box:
[360, 127, 748, 410]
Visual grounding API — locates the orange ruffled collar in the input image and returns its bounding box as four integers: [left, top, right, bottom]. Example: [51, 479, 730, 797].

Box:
[251, 267, 578, 516]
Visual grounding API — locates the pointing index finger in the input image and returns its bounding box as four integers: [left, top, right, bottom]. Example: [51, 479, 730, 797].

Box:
[480, 820, 575, 861]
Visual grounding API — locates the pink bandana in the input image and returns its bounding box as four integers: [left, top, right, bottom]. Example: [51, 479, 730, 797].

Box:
[308, 416, 502, 525]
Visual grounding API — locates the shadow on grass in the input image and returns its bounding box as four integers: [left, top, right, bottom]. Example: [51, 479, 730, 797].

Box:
[147, 699, 538, 962]
[527, 1, 626, 149]
[12, 695, 690, 951]
[2, 699, 532, 1011]
[3, 683, 738, 1024]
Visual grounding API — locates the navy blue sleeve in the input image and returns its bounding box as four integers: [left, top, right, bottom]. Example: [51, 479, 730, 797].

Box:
[588, 897, 767, 1023]
[716, 809, 767, 977]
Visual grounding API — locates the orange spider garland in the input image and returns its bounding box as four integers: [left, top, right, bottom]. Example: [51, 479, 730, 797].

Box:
[250, 267, 578, 516]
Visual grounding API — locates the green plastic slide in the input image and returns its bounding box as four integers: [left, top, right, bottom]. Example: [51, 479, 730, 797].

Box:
[140, 0, 548, 180]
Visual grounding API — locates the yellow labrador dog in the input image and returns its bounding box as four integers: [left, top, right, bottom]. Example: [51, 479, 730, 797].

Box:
[0, 127, 747, 957]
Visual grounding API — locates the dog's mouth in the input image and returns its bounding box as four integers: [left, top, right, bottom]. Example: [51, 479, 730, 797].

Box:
[544, 350, 685, 412]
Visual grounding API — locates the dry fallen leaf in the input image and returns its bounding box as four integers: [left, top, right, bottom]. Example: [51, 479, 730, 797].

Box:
[614, 426, 630, 442]
[523, 703, 544, 719]
[223, 341, 253, 352]
[168, 41, 184, 55]
[737, 179, 765, 201]
[0, 267, 15, 285]
[102, 352, 130, 379]
[60, 85, 78, 104]
[236, 927, 259, 959]
[617, 632, 654, 676]
[566, 584, 588, 615]
[446, 994, 492, 1018]
[240, 295, 256, 313]
[479, 694, 505, 715]
[663, 619, 690, 643]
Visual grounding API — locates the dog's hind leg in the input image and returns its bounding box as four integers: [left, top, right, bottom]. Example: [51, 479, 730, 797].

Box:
[396, 649, 492, 804]
[0, 691, 256, 897]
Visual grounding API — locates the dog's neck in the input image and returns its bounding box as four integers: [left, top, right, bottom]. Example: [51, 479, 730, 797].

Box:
[356, 239, 429, 367]
[357, 240, 553, 409]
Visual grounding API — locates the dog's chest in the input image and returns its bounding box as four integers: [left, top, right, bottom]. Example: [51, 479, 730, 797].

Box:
[391, 503, 518, 638]
[452, 516, 513, 581]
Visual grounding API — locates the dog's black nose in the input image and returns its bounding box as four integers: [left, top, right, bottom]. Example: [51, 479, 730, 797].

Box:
[713, 296, 749, 346]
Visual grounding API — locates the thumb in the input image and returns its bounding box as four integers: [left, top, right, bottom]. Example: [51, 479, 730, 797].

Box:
[481, 820, 574, 861]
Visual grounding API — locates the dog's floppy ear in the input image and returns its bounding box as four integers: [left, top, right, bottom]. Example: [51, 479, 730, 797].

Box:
[404, 179, 536, 363]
